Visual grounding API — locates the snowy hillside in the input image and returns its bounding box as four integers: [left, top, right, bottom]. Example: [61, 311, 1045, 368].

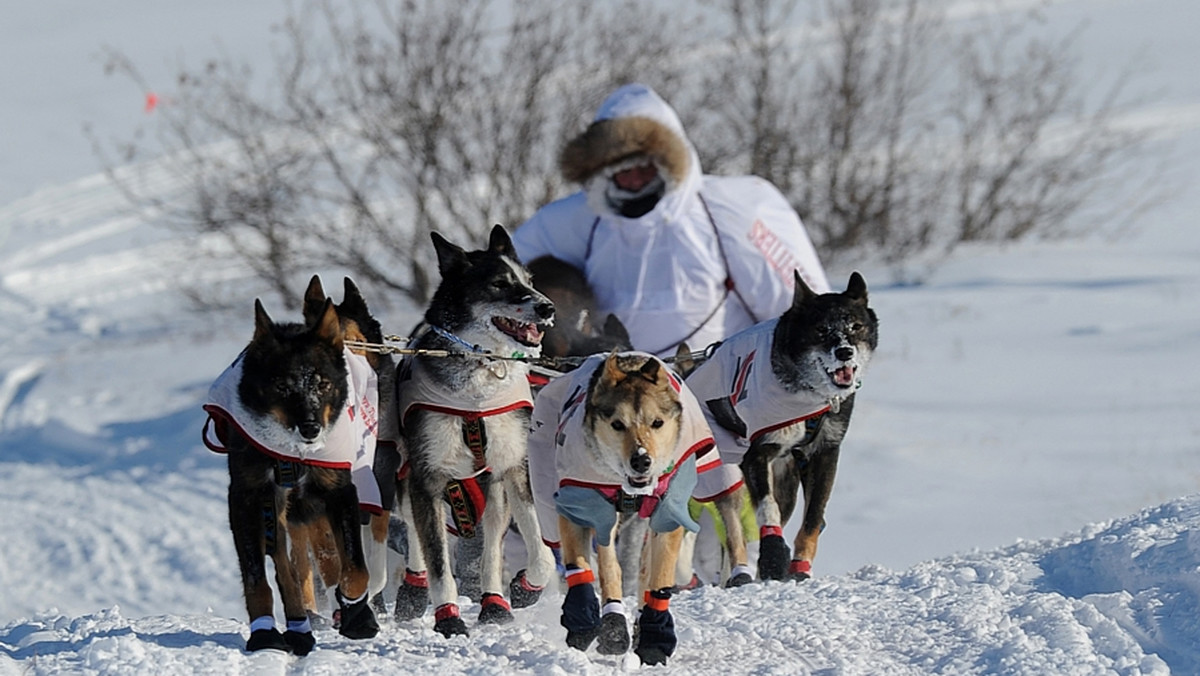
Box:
[2, 0, 1200, 674]
[3, 495, 1198, 674]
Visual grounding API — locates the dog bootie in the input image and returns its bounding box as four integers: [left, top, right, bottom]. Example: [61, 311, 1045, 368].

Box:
[334, 589, 380, 640]
[596, 603, 630, 655]
[394, 569, 430, 621]
[508, 569, 544, 609]
[246, 628, 288, 653]
[478, 593, 514, 624]
[280, 617, 315, 656]
[634, 589, 676, 666]
[726, 564, 754, 588]
[787, 559, 813, 582]
[434, 603, 469, 637]
[561, 568, 601, 651]
[757, 527, 791, 581]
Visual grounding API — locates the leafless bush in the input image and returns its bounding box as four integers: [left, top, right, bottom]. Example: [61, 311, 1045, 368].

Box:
[95, 0, 699, 310]
[695, 0, 1157, 276]
[96, 0, 1159, 309]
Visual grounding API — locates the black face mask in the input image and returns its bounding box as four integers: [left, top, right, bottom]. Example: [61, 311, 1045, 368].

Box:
[607, 175, 666, 218]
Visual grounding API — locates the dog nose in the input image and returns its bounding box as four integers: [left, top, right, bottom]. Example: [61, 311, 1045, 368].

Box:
[534, 300, 555, 320]
[630, 451, 651, 474]
[834, 346, 855, 362]
[298, 420, 322, 441]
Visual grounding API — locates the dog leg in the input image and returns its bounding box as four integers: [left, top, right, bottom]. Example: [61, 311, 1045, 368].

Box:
[269, 493, 319, 656]
[743, 442, 790, 581]
[558, 516, 601, 652]
[616, 515, 649, 597]
[714, 488, 753, 587]
[478, 477, 514, 624]
[503, 466, 555, 608]
[325, 482, 379, 640]
[595, 526, 631, 655]
[635, 526, 685, 666]
[790, 447, 840, 581]
[227, 472, 288, 653]
[393, 484, 430, 622]
[411, 479, 468, 637]
[366, 512, 390, 604]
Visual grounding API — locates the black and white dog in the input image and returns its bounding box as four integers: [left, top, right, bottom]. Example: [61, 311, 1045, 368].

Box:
[686, 271, 878, 582]
[396, 225, 558, 637]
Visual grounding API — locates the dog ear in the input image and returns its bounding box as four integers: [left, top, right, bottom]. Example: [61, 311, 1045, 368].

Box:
[791, 270, 818, 309]
[431, 231, 468, 275]
[602, 351, 626, 384]
[312, 298, 344, 350]
[302, 275, 327, 326]
[601, 313, 631, 346]
[672, 342, 696, 378]
[341, 277, 370, 317]
[638, 356, 661, 384]
[253, 299, 275, 342]
[488, 224, 517, 258]
[845, 271, 868, 302]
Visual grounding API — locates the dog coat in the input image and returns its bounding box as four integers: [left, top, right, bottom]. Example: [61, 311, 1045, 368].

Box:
[685, 317, 832, 468]
[528, 353, 718, 547]
[203, 348, 385, 512]
[396, 356, 535, 537]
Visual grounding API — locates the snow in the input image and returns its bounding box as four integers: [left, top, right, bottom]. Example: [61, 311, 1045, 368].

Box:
[2, 0, 1199, 674]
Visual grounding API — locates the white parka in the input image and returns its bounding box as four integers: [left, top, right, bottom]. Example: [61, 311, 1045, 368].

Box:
[513, 83, 830, 356]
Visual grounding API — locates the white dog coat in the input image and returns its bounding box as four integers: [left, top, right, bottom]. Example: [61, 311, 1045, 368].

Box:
[203, 348, 384, 512]
[528, 353, 719, 546]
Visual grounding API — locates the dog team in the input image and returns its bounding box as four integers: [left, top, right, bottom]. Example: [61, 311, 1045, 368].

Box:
[199, 84, 880, 665]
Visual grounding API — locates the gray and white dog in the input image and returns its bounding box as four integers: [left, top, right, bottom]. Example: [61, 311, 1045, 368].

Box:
[686, 271, 879, 583]
[395, 225, 558, 637]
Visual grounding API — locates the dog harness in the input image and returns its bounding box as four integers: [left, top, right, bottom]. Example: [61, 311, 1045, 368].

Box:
[527, 353, 718, 547]
[685, 318, 831, 467]
[396, 356, 534, 538]
[202, 347, 385, 512]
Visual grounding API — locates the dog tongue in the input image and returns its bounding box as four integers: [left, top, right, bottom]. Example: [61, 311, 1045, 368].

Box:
[833, 366, 855, 387]
[516, 323, 543, 346]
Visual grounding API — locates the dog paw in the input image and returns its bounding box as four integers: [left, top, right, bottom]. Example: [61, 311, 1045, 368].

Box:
[757, 534, 791, 581]
[785, 559, 813, 582]
[370, 592, 388, 619]
[672, 573, 703, 593]
[561, 580, 601, 651]
[565, 627, 601, 652]
[633, 596, 676, 666]
[394, 572, 430, 622]
[725, 572, 754, 588]
[245, 628, 289, 653]
[305, 609, 332, 630]
[283, 629, 315, 656]
[434, 604, 470, 638]
[478, 593, 514, 624]
[596, 612, 630, 655]
[335, 590, 380, 640]
[508, 569, 544, 609]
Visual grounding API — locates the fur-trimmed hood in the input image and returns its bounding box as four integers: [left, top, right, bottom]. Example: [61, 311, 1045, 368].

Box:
[560, 84, 702, 219]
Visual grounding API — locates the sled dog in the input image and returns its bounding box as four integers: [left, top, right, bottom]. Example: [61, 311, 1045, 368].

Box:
[397, 225, 558, 637]
[527, 256, 631, 363]
[528, 351, 719, 665]
[296, 275, 402, 623]
[687, 272, 878, 582]
[202, 297, 379, 654]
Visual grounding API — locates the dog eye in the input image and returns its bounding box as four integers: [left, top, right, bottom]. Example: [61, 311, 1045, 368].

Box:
[611, 420, 626, 432]
[492, 279, 512, 290]
[650, 419, 664, 429]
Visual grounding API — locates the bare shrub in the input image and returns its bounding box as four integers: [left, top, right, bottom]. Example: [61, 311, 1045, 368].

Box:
[95, 0, 1159, 308]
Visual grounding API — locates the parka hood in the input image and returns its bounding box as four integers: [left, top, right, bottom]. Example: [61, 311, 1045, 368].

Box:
[559, 84, 701, 219]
